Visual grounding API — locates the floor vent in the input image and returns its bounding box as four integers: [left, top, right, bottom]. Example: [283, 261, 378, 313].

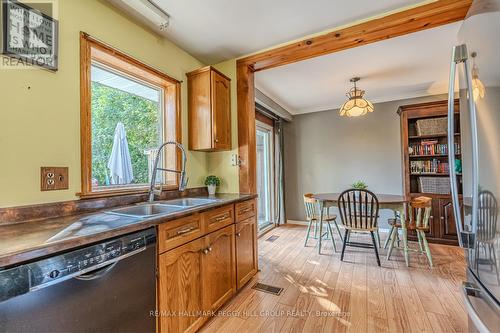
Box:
[252, 282, 283, 296]
[266, 235, 279, 242]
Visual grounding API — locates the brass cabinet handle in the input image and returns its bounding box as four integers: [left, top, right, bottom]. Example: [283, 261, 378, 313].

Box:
[239, 207, 253, 214]
[208, 246, 213, 252]
[236, 232, 241, 237]
[215, 138, 219, 143]
[177, 226, 195, 235]
[214, 213, 230, 222]
[202, 248, 209, 254]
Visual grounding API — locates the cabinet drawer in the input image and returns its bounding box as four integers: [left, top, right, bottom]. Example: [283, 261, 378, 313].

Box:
[203, 205, 234, 233]
[158, 213, 204, 254]
[235, 199, 256, 223]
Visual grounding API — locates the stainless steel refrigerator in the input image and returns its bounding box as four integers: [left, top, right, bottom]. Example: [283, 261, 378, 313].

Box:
[448, 1, 500, 331]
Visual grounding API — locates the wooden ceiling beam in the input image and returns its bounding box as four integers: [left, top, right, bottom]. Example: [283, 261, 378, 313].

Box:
[238, 0, 472, 72]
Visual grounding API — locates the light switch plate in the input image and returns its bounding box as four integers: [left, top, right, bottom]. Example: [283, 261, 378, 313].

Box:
[41, 167, 69, 191]
[231, 154, 240, 166]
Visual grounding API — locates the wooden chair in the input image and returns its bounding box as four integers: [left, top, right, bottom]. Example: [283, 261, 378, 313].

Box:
[476, 190, 499, 283]
[303, 193, 342, 251]
[338, 189, 381, 266]
[387, 196, 433, 267]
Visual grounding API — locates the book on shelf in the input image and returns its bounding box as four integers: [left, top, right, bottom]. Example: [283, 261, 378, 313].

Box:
[409, 141, 461, 156]
[410, 159, 450, 174]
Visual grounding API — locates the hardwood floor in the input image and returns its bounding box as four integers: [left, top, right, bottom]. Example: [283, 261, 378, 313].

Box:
[201, 224, 467, 333]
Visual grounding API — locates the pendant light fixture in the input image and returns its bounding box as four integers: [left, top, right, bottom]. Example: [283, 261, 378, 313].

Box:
[339, 77, 374, 117]
[471, 52, 485, 101]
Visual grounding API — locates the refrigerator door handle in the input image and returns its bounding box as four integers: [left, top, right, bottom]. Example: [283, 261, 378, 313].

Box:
[463, 49, 480, 237]
[462, 282, 498, 333]
[448, 44, 467, 248]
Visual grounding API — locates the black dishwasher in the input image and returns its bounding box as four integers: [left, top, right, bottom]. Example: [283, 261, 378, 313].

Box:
[0, 228, 156, 333]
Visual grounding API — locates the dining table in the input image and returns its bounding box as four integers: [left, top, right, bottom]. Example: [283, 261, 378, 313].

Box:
[312, 193, 410, 264]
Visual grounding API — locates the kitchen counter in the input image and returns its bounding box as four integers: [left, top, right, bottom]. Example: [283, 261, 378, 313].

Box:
[0, 194, 255, 268]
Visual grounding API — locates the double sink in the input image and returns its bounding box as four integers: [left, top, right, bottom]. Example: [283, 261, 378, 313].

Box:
[106, 198, 219, 218]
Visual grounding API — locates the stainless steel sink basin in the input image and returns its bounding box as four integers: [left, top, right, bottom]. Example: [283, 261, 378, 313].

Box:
[161, 198, 218, 207]
[106, 203, 184, 218]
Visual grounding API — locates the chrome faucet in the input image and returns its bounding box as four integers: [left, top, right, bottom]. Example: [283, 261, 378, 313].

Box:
[148, 141, 188, 203]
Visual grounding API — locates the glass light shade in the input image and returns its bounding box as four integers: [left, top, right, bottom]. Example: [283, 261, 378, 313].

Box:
[339, 87, 374, 117]
[472, 64, 485, 101]
[472, 78, 485, 101]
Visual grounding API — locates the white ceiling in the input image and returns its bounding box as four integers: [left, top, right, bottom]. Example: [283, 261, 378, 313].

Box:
[109, 0, 426, 64]
[255, 22, 462, 114]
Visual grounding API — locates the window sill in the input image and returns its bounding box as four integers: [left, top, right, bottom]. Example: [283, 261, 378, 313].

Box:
[77, 184, 178, 199]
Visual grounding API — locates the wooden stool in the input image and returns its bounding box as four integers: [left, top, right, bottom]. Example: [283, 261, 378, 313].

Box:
[387, 196, 433, 267]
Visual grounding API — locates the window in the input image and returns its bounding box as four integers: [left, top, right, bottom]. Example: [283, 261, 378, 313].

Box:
[80, 33, 181, 198]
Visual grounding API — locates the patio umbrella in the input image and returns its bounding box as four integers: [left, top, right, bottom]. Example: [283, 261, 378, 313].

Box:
[107, 122, 133, 185]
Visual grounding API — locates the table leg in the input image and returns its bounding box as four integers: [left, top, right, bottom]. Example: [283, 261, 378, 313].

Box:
[318, 201, 324, 254]
[402, 202, 409, 267]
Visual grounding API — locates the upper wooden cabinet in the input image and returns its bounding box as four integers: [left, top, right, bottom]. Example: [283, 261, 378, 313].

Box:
[187, 66, 231, 151]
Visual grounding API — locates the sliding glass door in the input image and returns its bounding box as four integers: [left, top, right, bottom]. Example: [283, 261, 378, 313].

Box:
[256, 120, 275, 232]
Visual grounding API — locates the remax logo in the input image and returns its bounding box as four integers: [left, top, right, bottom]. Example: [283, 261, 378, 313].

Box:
[1, 0, 58, 70]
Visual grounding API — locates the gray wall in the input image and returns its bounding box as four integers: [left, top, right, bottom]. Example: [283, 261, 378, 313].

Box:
[284, 94, 448, 228]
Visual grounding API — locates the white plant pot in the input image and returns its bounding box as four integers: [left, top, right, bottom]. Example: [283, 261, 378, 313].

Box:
[207, 184, 217, 196]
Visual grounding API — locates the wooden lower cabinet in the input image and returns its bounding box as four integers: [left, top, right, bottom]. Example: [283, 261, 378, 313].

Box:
[235, 217, 258, 289]
[203, 224, 236, 311]
[158, 238, 206, 333]
[158, 224, 236, 333]
[157, 200, 257, 333]
[438, 198, 462, 241]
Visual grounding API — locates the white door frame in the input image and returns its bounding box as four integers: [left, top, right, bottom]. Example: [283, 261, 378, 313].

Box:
[256, 120, 275, 234]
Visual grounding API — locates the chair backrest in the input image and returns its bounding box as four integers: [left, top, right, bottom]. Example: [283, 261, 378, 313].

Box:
[477, 190, 498, 242]
[338, 189, 379, 230]
[409, 196, 432, 229]
[303, 193, 317, 221]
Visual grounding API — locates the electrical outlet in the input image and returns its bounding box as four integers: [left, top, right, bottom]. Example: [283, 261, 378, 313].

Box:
[41, 167, 69, 191]
[231, 154, 240, 166]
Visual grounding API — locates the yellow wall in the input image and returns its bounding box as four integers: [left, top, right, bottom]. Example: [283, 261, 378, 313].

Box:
[0, 0, 209, 208]
[209, 60, 239, 193]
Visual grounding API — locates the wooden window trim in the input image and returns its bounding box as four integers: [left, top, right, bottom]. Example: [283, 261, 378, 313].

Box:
[79, 32, 182, 199]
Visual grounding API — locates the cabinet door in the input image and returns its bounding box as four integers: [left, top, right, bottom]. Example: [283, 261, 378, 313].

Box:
[188, 69, 212, 151]
[235, 217, 258, 290]
[158, 238, 207, 333]
[202, 224, 236, 312]
[438, 198, 460, 240]
[211, 71, 231, 150]
[424, 202, 438, 238]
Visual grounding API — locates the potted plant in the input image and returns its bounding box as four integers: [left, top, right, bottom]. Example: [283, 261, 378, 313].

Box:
[351, 181, 368, 190]
[351, 180, 368, 200]
[205, 175, 221, 196]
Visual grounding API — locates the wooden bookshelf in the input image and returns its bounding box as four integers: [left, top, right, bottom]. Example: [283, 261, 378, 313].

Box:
[398, 100, 462, 246]
[408, 133, 460, 139]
